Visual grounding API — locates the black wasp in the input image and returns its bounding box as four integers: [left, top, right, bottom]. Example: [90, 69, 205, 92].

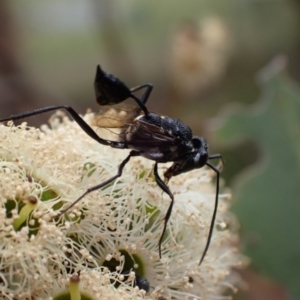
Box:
[0, 65, 222, 265]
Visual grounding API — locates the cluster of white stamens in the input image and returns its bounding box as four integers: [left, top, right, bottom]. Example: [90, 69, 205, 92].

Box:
[0, 113, 243, 299]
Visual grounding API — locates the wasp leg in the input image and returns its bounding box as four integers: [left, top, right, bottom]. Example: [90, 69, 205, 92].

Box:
[0, 105, 127, 149]
[130, 84, 153, 104]
[153, 162, 175, 259]
[199, 162, 220, 265]
[130, 84, 153, 116]
[59, 150, 140, 215]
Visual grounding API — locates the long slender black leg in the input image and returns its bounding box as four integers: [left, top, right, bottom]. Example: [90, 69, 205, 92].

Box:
[130, 84, 153, 104]
[153, 162, 175, 259]
[130, 94, 149, 116]
[129, 84, 153, 116]
[59, 150, 140, 215]
[0, 105, 126, 149]
[199, 162, 220, 265]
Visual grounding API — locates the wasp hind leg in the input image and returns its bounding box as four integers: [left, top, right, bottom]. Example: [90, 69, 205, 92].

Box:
[0, 105, 127, 148]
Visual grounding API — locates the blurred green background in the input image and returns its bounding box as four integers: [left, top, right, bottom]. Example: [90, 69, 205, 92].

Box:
[1, 1, 300, 299]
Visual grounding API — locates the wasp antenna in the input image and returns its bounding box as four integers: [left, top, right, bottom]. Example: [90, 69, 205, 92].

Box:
[209, 153, 224, 172]
[199, 162, 220, 265]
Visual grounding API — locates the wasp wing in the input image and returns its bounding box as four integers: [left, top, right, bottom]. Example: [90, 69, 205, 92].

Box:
[95, 102, 141, 128]
[126, 116, 194, 162]
[127, 118, 177, 145]
[90, 101, 142, 141]
[126, 117, 186, 162]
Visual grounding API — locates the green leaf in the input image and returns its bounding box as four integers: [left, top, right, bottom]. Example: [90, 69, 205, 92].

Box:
[214, 56, 300, 300]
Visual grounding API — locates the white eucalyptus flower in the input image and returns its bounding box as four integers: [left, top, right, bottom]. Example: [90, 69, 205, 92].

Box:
[0, 112, 243, 300]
